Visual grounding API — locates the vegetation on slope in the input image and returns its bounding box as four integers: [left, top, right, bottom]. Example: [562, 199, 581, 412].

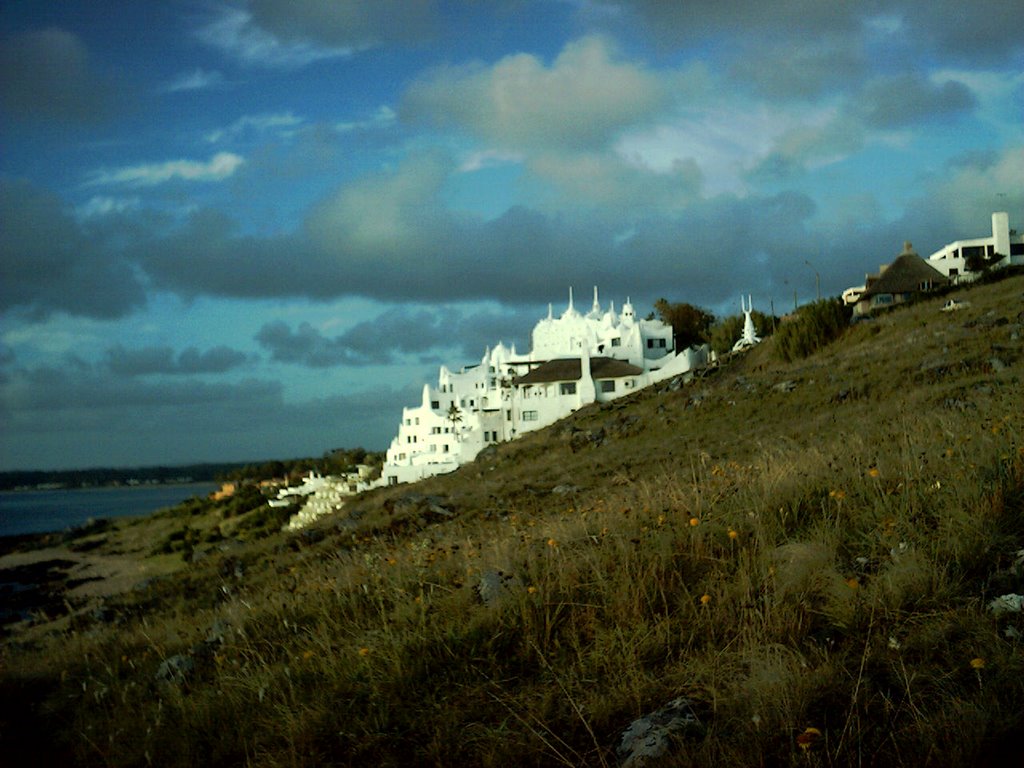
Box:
[2, 276, 1023, 767]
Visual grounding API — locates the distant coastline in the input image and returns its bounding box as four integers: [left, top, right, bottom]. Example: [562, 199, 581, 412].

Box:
[0, 462, 251, 493]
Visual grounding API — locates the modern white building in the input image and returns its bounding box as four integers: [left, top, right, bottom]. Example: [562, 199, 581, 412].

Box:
[377, 289, 709, 487]
[927, 212, 1024, 283]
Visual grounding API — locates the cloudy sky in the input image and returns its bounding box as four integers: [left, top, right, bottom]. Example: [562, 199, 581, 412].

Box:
[1, 1, 1021, 470]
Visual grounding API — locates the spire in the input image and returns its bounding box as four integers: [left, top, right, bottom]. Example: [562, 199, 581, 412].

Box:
[547, 302, 553, 320]
[568, 286, 574, 312]
[592, 286, 600, 314]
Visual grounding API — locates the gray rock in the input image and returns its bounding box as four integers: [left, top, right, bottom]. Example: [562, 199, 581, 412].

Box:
[617, 697, 704, 767]
[155, 654, 195, 685]
[476, 570, 521, 605]
[774, 380, 797, 393]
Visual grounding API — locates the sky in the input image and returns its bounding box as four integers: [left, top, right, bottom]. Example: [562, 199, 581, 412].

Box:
[1, 1, 1022, 471]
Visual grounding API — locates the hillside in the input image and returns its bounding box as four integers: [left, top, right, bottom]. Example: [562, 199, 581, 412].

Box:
[2, 275, 1023, 767]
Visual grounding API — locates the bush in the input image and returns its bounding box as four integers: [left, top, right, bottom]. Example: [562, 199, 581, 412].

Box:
[774, 298, 851, 362]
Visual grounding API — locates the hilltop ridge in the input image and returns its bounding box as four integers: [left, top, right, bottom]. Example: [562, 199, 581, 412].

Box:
[3, 275, 1023, 767]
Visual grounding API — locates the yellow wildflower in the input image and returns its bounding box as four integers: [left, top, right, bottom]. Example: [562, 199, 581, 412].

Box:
[689, 517, 700, 527]
[867, 467, 880, 478]
[358, 647, 371, 657]
[527, 585, 538, 594]
[700, 593, 711, 605]
[796, 727, 822, 751]
[970, 657, 986, 670]
[728, 529, 739, 540]
[547, 537, 558, 548]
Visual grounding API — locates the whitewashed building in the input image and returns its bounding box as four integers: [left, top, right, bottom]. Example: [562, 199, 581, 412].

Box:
[927, 212, 1024, 283]
[377, 289, 709, 487]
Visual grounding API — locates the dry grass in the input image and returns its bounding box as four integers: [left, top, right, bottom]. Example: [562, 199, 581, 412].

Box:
[3, 276, 1023, 767]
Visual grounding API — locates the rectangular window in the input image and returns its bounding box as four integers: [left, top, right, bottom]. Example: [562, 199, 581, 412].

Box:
[431, 400, 439, 409]
[611, 337, 621, 347]
[600, 380, 615, 393]
[647, 339, 654, 348]
[658, 339, 666, 348]
[443, 444, 449, 453]
[506, 410, 512, 420]
[560, 382, 576, 395]
[522, 410, 538, 421]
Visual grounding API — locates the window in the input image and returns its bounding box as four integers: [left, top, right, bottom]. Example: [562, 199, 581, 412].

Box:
[405, 418, 411, 426]
[600, 380, 615, 393]
[414, 417, 420, 425]
[647, 339, 654, 348]
[560, 382, 577, 395]
[431, 400, 439, 409]
[506, 410, 512, 420]
[443, 444, 449, 453]
[431, 426, 441, 434]
[522, 410, 538, 421]
[949, 268, 959, 276]
[611, 337, 621, 347]
[658, 339, 666, 348]
[388, 476, 398, 486]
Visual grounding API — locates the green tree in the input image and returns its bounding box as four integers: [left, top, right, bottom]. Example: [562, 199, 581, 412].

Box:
[653, 299, 715, 350]
[447, 402, 463, 441]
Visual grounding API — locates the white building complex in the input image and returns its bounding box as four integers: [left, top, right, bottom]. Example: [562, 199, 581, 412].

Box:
[927, 212, 1024, 283]
[378, 288, 710, 487]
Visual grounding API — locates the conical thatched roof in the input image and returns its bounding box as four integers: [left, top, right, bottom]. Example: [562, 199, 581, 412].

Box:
[861, 242, 948, 298]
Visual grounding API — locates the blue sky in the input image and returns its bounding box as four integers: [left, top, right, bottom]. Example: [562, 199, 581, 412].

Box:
[1, 1, 1021, 470]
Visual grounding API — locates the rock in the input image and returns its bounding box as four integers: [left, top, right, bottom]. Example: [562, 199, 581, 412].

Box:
[988, 594, 1024, 615]
[476, 570, 521, 605]
[155, 654, 195, 685]
[988, 357, 1007, 373]
[551, 484, 580, 496]
[616, 697, 704, 767]
[386, 494, 455, 523]
[568, 427, 605, 452]
[774, 380, 797, 393]
[206, 618, 232, 645]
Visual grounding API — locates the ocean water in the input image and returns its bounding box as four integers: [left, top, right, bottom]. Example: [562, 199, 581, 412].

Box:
[0, 483, 220, 537]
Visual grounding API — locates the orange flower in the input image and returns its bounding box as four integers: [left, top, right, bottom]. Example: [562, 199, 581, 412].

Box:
[527, 585, 538, 594]
[846, 577, 859, 590]
[867, 467, 880, 478]
[728, 529, 739, 540]
[547, 537, 558, 548]
[970, 657, 986, 670]
[689, 517, 700, 527]
[700, 593, 711, 605]
[358, 647, 371, 657]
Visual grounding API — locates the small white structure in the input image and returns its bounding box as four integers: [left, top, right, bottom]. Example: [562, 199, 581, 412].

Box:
[731, 295, 761, 352]
[273, 468, 375, 530]
[376, 289, 709, 487]
[927, 212, 1024, 283]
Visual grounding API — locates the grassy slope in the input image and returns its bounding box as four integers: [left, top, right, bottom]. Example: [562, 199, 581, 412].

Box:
[3, 276, 1023, 767]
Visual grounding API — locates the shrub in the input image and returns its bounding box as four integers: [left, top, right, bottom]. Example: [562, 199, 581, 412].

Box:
[774, 298, 851, 362]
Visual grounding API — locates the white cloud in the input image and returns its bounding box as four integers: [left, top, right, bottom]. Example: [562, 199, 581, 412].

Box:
[335, 105, 396, 133]
[402, 35, 669, 151]
[163, 68, 225, 93]
[86, 152, 245, 187]
[196, 6, 352, 68]
[75, 195, 141, 219]
[458, 149, 523, 173]
[205, 112, 304, 143]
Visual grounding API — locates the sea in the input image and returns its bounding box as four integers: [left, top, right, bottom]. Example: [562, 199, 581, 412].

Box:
[0, 483, 220, 538]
